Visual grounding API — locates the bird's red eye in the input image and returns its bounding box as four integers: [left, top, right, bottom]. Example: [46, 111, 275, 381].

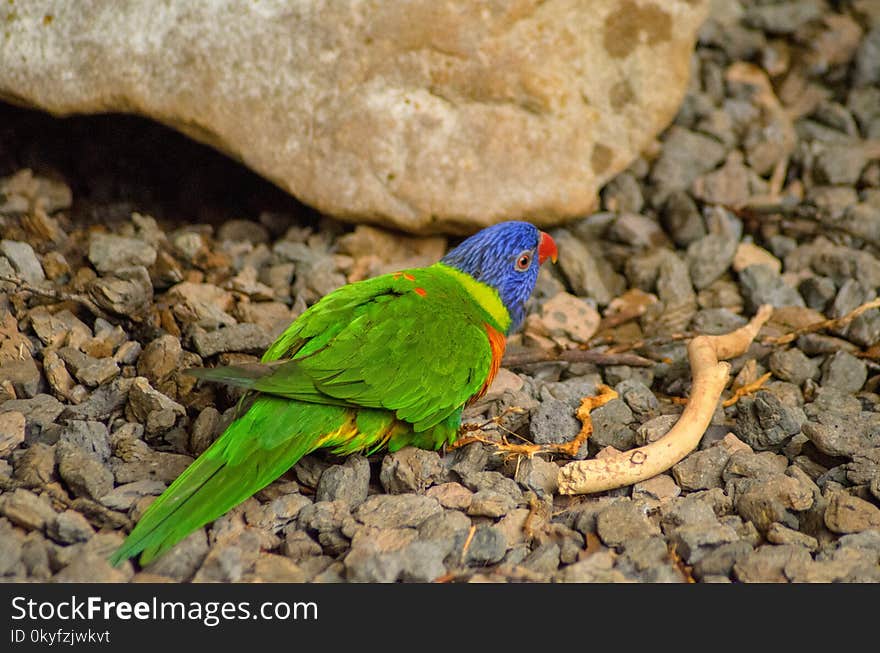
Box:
[515, 251, 532, 271]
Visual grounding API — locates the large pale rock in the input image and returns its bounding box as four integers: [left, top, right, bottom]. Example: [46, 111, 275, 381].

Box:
[0, 0, 708, 233]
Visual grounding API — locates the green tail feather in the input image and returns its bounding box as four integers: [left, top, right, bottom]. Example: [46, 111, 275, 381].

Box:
[109, 395, 353, 566]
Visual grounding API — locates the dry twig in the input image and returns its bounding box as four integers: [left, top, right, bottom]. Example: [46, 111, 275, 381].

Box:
[763, 298, 880, 346]
[557, 305, 773, 495]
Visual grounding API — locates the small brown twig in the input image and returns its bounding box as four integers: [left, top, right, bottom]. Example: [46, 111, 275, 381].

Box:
[0, 273, 113, 321]
[763, 298, 880, 346]
[722, 371, 772, 407]
[557, 305, 773, 495]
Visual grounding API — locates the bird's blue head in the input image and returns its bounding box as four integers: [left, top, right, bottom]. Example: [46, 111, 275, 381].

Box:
[440, 221, 558, 333]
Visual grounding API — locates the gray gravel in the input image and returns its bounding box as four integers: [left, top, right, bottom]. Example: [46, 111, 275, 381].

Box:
[1, 0, 879, 583]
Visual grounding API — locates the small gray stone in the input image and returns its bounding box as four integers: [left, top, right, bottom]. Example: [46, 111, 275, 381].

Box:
[738, 264, 804, 312]
[125, 377, 186, 436]
[0, 240, 45, 283]
[589, 399, 636, 451]
[798, 276, 836, 311]
[824, 492, 880, 534]
[99, 479, 167, 511]
[854, 26, 880, 87]
[192, 323, 274, 357]
[59, 420, 111, 462]
[529, 397, 581, 450]
[144, 529, 209, 581]
[734, 544, 812, 583]
[457, 470, 523, 503]
[513, 456, 558, 499]
[48, 510, 95, 544]
[692, 308, 748, 336]
[687, 233, 738, 290]
[521, 542, 561, 576]
[88, 266, 154, 318]
[316, 455, 370, 506]
[820, 351, 868, 394]
[0, 488, 56, 531]
[379, 447, 445, 494]
[649, 127, 727, 202]
[615, 379, 659, 421]
[601, 171, 644, 214]
[668, 521, 740, 564]
[467, 490, 517, 518]
[88, 233, 157, 273]
[425, 482, 473, 510]
[56, 441, 114, 501]
[814, 146, 868, 186]
[137, 334, 183, 384]
[57, 347, 120, 388]
[661, 191, 706, 247]
[417, 509, 472, 544]
[0, 357, 42, 398]
[735, 391, 807, 451]
[555, 551, 629, 583]
[0, 410, 26, 456]
[768, 349, 818, 386]
[12, 442, 56, 486]
[672, 446, 730, 491]
[464, 525, 506, 565]
[552, 229, 625, 305]
[636, 414, 678, 446]
[692, 540, 753, 580]
[765, 523, 818, 551]
[0, 518, 24, 576]
[596, 500, 660, 547]
[353, 494, 442, 529]
[62, 379, 130, 421]
[282, 530, 323, 561]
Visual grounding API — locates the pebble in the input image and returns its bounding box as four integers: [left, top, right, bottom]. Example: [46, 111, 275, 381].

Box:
[192, 323, 274, 357]
[738, 264, 805, 311]
[820, 350, 868, 394]
[463, 525, 507, 565]
[588, 399, 636, 452]
[672, 445, 731, 491]
[316, 455, 371, 506]
[824, 492, 880, 534]
[0, 488, 56, 532]
[0, 410, 26, 456]
[0, 240, 45, 283]
[596, 500, 660, 547]
[735, 391, 807, 451]
[88, 233, 157, 273]
[733, 544, 812, 583]
[425, 482, 473, 511]
[768, 348, 819, 386]
[631, 475, 681, 503]
[528, 398, 581, 452]
[513, 456, 558, 499]
[379, 447, 445, 495]
[56, 440, 114, 501]
[353, 495, 442, 530]
[48, 509, 95, 544]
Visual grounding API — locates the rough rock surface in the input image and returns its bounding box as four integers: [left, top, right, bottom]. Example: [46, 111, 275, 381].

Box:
[0, 0, 708, 233]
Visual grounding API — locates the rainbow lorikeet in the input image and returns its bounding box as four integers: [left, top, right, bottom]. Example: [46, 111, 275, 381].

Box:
[110, 221, 558, 565]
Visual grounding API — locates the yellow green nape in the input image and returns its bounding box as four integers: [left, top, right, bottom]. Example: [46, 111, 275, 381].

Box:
[433, 263, 510, 332]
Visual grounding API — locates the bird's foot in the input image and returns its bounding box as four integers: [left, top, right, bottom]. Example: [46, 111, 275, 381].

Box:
[450, 385, 619, 458]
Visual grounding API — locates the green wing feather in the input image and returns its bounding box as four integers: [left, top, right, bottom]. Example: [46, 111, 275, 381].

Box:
[111, 265, 504, 565]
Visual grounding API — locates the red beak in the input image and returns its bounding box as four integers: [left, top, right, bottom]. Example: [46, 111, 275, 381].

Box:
[537, 231, 558, 265]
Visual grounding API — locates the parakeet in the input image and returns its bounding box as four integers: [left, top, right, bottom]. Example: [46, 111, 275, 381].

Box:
[110, 220, 557, 565]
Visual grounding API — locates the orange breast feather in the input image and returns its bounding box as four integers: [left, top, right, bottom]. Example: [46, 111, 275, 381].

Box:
[474, 323, 506, 400]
